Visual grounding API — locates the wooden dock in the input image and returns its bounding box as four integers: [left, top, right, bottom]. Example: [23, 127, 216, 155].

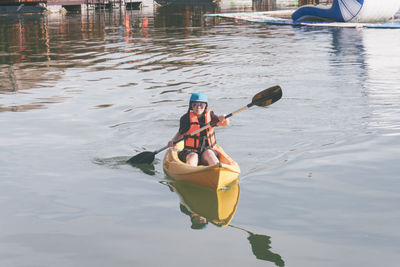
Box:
[0, 0, 142, 14]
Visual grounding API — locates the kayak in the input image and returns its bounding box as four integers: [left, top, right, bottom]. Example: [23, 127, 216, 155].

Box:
[163, 141, 240, 190]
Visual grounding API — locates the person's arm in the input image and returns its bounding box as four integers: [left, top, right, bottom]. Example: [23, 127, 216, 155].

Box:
[168, 114, 189, 147]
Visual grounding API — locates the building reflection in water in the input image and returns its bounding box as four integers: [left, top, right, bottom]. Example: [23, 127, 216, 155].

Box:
[154, 4, 220, 32]
[0, 9, 147, 112]
[0, 0, 335, 112]
[0, 15, 52, 94]
[0, 4, 219, 106]
[163, 180, 285, 266]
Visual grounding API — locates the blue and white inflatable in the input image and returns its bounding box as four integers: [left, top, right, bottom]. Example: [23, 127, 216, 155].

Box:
[292, 0, 400, 23]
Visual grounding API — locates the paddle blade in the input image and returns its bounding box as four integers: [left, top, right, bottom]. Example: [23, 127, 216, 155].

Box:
[126, 151, 155, 165]
[251, 85, 282, 107]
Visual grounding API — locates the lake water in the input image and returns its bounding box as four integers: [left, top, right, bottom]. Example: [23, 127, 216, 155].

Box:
[1, 2, 400, 267]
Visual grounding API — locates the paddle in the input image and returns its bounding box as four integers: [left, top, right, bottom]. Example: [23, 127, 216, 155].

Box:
[126, 85, 282, 165]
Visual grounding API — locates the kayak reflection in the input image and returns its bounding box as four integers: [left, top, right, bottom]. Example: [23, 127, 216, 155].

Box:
[229, 225, 285, 267]
[165, 180, 240, 228]
[164, 180, 284, 266]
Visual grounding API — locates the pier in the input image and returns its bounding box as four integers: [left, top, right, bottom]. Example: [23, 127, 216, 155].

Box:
[0, 0, 142, 14]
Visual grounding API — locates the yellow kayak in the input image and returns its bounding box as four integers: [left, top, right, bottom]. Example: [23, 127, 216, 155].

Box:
[163, 141, 240, 190]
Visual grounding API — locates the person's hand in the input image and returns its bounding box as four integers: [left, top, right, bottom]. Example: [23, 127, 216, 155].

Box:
[168, 140, 175, 147]
[218, 115, 229, 126]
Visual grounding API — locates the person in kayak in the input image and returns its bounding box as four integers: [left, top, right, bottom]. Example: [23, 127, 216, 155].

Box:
[168, 92, 229, 166]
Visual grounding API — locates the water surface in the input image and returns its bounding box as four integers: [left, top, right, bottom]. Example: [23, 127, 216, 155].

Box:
[1, 2, 400, 267]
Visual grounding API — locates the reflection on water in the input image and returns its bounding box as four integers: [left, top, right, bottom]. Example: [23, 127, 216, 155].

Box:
[361, 30, 400, 135]
[93, 156, 157, 175]
[327, 26, 400, 135]
[165, 180, 285, 266]
[230, 225, 285, 267]
[93, 156, 133, 168]
[154, 5, 219, 29]
[0, 10, 145, 111]
[165, 180, 240, 227]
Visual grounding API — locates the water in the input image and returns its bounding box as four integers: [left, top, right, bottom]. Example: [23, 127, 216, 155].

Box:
[1, 2, 400, 266]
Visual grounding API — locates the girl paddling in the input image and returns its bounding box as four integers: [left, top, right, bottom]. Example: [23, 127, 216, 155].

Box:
[168, 92, 229, 166]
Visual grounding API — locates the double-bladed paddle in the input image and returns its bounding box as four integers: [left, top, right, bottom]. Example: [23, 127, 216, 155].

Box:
[126, 85, 282, 165]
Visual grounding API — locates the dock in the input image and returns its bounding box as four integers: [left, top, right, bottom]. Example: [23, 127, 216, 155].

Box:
[0, 0, 142, 14]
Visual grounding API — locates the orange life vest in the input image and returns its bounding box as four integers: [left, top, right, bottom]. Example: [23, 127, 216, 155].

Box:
[184, 110, 217, 152]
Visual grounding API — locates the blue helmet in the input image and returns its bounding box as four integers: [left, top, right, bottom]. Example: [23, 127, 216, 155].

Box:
[190, 92, 208, 103]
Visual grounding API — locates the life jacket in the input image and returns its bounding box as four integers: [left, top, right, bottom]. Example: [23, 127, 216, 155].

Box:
[184, 110, 217, 152]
